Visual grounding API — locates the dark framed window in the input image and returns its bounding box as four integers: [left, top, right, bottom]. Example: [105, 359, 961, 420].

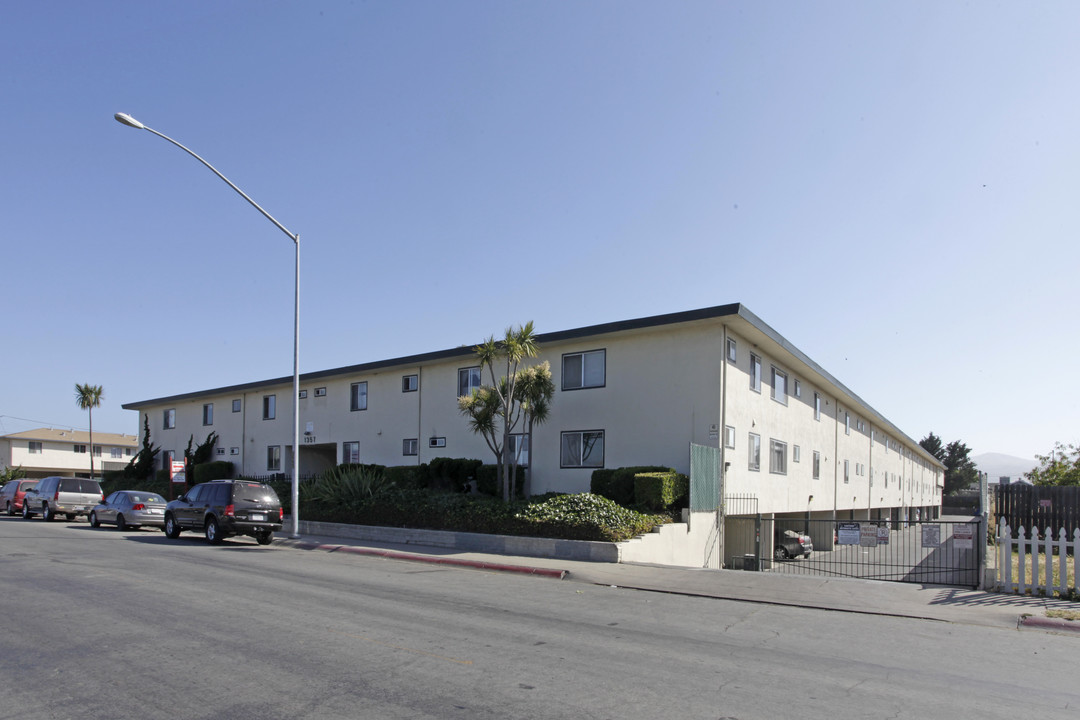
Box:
[202, 403, 213, 426]
[457, 367, 481, 397]
[402, 375, 418, 393]
[267, 445, 281, 472]
[748, 433, 761, 471]
[562, 350, 605, 390]
[726, 337, 737, 364]
[342, 441, 359, 464]
[769, 439, 787, 475]
[403, 438, 418, 456]
[508, 433, 529, 467]
[232, 399, 242, 413]
[749, 354, 762, 392]
[350, 382, 367, 412]
[163, 408, 175, 429]
[771, 367, 788, 405]
[560, 430, 604, 468]
[263, 395, 276, 420]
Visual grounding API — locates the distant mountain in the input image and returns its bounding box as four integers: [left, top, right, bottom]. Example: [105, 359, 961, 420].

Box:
[973, 452, 1037, 484]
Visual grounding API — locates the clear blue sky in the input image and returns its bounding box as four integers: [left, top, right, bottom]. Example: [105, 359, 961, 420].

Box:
[3, 1, 1077, 462]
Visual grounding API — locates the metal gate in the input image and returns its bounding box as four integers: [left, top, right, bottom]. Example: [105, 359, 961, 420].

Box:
[725, 516, 984, 588]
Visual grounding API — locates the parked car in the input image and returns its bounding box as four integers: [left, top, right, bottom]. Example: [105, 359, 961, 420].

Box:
[21, 476, 104, 521]
[774, 529, 813, 560]
[164, 479, 283, 545]
[1, 479, 38, 516]
[89, 491, 168, 531]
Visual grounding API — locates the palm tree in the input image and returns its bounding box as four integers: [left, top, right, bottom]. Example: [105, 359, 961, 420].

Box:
[515, 361, 554, 498]
[75, 383, 104, 479]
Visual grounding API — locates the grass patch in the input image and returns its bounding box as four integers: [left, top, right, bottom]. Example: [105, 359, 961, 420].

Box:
[1046, 609, 1080, 621]
[1006, 551, 1077, 597]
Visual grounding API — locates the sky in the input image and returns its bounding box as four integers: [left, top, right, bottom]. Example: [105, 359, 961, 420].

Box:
[3, 1, 1078, 463]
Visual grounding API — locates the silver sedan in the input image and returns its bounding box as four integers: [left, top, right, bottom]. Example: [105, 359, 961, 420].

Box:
[89, 491, 168, 531]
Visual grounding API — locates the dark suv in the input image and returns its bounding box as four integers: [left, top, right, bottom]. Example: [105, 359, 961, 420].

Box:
[164, 480, 283, 545]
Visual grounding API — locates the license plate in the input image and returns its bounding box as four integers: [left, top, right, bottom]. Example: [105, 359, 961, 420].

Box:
[250, 513, 265, 521]
[74, 506, 85, 511]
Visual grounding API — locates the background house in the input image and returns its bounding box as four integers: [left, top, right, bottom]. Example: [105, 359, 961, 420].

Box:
[0, 428, 138, 479]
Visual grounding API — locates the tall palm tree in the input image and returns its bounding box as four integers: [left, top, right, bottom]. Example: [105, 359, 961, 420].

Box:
[75, 383, 104, 479]
[515, 362, 554, 498]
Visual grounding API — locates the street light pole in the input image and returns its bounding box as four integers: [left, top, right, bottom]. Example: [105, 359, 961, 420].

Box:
[114, 112, 302, 539]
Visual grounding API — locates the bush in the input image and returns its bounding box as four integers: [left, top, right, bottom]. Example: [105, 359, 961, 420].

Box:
[591, 466, 674, 507]
[634, 471, 689, 512]
[384, 465, 425, 490]
[428, 457, 483, 492]
[475, 463, 525, 498]
[514, 493, 667, 542]
[305, 465, 394, 511]
[193, 461, 234, 484]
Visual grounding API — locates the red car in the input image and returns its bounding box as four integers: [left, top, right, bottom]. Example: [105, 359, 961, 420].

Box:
[1, 479, 39, 516]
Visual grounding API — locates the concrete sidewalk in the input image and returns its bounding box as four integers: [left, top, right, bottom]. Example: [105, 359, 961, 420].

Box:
[272, 529, 1080, 636]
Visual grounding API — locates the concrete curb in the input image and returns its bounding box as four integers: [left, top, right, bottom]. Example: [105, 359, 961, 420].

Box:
[1018, 616, 1080, 635]
[278, 539, 568, 579]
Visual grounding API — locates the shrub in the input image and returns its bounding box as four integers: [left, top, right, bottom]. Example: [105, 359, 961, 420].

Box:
[475, 463, 525, 498]
[591, 466, 674, 507]
[384, 465, 425, 490]
[305, 465, 394, 510]
[634, 471, 689, 512]
[428, 457, 483, 492]
[193, 461, 234, 484]
[515, 493, 667, 542]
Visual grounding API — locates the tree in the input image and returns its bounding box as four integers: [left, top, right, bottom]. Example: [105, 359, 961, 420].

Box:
[75, 383, 104, 479]
[1025, 442, 1080, 486]
[1, 465, 27, 485]
[127, 414, 160, 481]
[515, 361, 554, 498]
[919, 433, 978, 495]
[458, 323, 540, 501]
[183, 431, 219, 486]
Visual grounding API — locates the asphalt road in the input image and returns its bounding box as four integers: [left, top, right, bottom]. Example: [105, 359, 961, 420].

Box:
[2, 515, 1077, 720]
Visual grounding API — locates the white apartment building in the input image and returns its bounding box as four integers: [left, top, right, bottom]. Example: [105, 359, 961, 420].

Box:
[0, 428, 138, 479]
[121, 304, 943, 528]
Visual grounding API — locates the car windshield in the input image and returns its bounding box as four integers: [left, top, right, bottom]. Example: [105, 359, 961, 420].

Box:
[129, 493, 166, 504]
[234, 483, 280, 504]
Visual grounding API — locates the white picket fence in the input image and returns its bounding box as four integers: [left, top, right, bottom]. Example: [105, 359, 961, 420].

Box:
[996, 520, 1079, 596]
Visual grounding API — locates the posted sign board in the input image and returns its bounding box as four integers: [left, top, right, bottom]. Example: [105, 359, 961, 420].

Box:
[170, 460, 186, 484]
[953, 523, 974, 550]
[837, 522, 861, 545]
[860, 524, 878, 547]
[921, 524, 942, 548]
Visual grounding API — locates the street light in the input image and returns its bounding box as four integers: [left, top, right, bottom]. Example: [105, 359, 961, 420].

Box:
[115, 112, 302, 539]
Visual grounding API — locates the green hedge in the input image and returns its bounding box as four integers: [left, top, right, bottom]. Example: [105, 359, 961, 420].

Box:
[633, 471, 689, 512]
[475, 463, 525, 498]
[591, 466, 674, 507]
[193, 461, 235, 484]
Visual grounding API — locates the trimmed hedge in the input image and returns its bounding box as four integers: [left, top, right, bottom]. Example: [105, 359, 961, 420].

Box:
[591, 466, 674, 507]
[193, 461, 235, 484]
[634, 471, 689, 512]
[475, 463, 525, 499]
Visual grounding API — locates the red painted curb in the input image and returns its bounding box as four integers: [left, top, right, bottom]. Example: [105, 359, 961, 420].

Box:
[1019, 616, 1080, 634]
[294, 542, 567, 579]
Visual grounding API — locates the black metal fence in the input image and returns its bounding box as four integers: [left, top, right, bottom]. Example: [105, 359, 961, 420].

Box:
[994, 484, 1079, 537]
[725, 516, 983, 588]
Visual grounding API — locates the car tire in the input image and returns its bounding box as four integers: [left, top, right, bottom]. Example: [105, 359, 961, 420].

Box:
[22, 503, 32, 519]
[116, 514, 127, 532]
[164, 514, 181, 539]
[89, 511, 100, 528]
[205, 516, 223, 545]
[774, 546, 789, 561]
[42, 503, 54, 522]
[5, 502, 12, 517]
[255, 530, 273, 546]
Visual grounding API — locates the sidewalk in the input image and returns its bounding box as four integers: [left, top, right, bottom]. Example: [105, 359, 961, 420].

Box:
[272, 530, 1080, 636]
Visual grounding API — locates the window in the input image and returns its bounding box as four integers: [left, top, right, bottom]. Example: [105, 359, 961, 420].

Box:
[812, 451, 821, 480]
[216, 448, 225, 456]
[232, 399, 242, 413]
[429, 437, 446, 448]
[458, 367, 482, 397]
[402, 375, 418, 392]
[110, 447, 122, 459]
[164, 408, 175, 429]
[726, 337, 737, 364]
[342, 441, 360, 464]
[750, 354, 761, 392]
[770, 439, 787, 475]
[74, 444, 87, 454]
[315, 387, 327, 397]
[562, 350, 605, 390]
[203, 403, 213, 426]
[560, 430, 604, 468]
[508, 433, 529, 467]
[724, 425, 736, 449]
[403, 438, 418, 456]
[814, 393, 821, 421]
[793, 379, 802, 398]
[230, 447, 239, 456]
[28, 441, 42, 454]
[748, 433, 761, 471]
[844, 460, 850, 484]
[350, 382, 368, 412]
[92, 445, 102, 457]
[125, 448, 133, 456]
[771, 367, 788, 404]
[793, 445, 801, 463]
[845, 412, 850, 435]
[263, 395, 276, 420]
[298, 389, 307, 399]
[267, 446, 281, 472]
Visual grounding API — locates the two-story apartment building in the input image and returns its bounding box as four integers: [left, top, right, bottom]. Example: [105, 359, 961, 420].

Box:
[121, 304, 943, 531]
[0, 428, 138, 479]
